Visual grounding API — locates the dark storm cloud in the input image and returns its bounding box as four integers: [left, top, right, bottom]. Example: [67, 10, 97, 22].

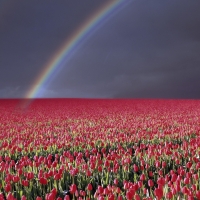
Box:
[0, 0, 200, 98]
[50, 0, 200, 99]
[0, 0, 108, 96]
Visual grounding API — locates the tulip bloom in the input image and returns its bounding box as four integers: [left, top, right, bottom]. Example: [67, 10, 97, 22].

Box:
[126, 190, 134, 200]
[133, 164, 139, 172]
[12, 175, 20, 183]
[114, 178, 118, 185]
[87, 183, 93, 191]
[154, 188, 163, 200]
[166, 191, 173, 199]
[148, 179, 154, 187]
[140, 174, 145, 181]
[39, 177, 47, 185]
[98, 186, 104, 194]
[70, 184, 77, 194]
[64, 195, 70, 200]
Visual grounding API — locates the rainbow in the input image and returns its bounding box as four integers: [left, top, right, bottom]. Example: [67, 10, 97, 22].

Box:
[24, 0, 129, 99]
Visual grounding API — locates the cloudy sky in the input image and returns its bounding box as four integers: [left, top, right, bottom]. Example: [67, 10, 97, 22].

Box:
[0, 0, 200, 99]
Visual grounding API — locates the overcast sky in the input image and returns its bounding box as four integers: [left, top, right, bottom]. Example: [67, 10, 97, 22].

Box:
[0, 0, 200, 99]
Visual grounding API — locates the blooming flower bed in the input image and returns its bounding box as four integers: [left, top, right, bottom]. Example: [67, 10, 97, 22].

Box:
[0, 99, 200, 200]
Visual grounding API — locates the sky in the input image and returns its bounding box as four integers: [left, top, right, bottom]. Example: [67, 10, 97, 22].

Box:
[0, 0, 200, 99]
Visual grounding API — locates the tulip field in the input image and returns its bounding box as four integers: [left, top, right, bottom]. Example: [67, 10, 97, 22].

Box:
[0, 98, 200, 200]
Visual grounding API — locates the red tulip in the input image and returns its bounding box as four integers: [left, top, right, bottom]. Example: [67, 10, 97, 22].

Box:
[75, 190, 79, 197]
[22, 179, 29, 187]
[27, 172, 34, 180]
[154, 188, 163, 200]
[123, 182, 129, 190]
[39, 177, 47, 185]
[182, 186, 189, 194]
[157, 177, 165, 186]
[12, 175, 20, 183]
[70, 184, 77, 194]
[135, 194, 140, 200]
[87, 183, 93, 191]
[148, 179, 154, 187]
[137, 181, 143, 188]
[7, 192, 14, 200]
[171, 174, 177, 182]
[0, 193, 4, 200]
[126, 190, 134, 200]
[171, 187, 177, 195]
[133, 164, 139, 172]
[166, 191, 173, 199]
[140, 174, 145, 181]
[193, 173, 198, 180]
[21, 195, 26, 200]
[64, 195, 70, 200]
[97, 195, 104, 200]
[196, 190, 200, 199]
[4, 183, 11, 193]
[98, 186, 104, 194]
[51, 188, 57, 196]
[53, 173, 61, 181]
[48, 193, 56, 200]
[114, 178, 118, 185]
[184, 177, 190, 184]
[117, 195, 123, 200]
[162, 161, 166, 168]
[155, 161, 160, 168]
[98, 166, 102, 172]
[186, 161, 192, 169]
[108, 193, 114, 200]
[148, 171, 153, 177]
[86, 170, 92, 177]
